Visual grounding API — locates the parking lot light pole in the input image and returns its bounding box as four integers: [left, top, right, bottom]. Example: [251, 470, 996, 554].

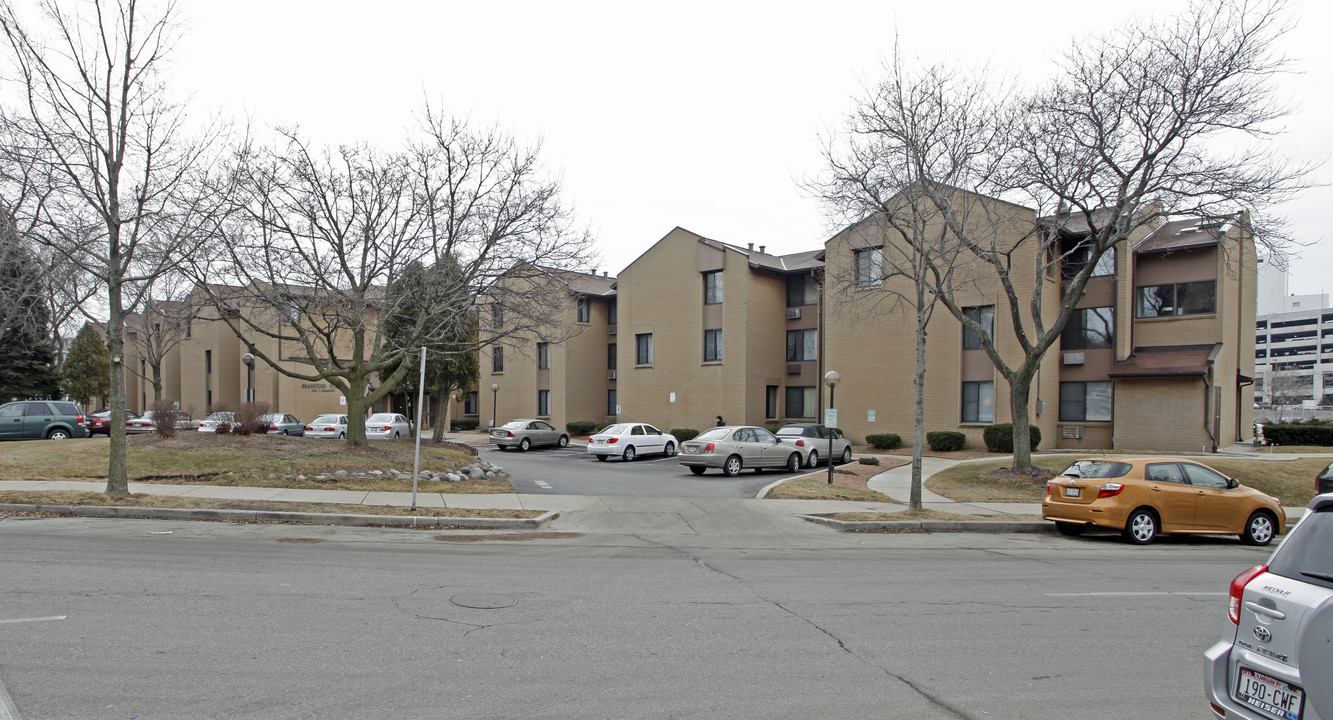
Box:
[491, 383, 499, 434]
[824, 370, 840, 485]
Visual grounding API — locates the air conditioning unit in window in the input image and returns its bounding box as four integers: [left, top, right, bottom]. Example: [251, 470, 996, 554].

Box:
[1062, 426, 1084, 439]
[786, 308, 801, 320]
[608, 325, 617, 335]
[1063, 352, 1085, 365]
[608, 370, 616, 380]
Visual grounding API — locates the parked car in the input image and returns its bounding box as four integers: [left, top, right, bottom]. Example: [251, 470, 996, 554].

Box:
[303, 414, 349, 439]
[197, 412, 236, 433]
[1203, 494, 1333, 720]
[776, 423, 852, 467]
[0, 400, 89, 440]
[586, 422, 676, 461]
[126, 411, 194, 434]
[260, 413, 306, 436]
[86, 410, 139, 435]
[491, 419, 568, 451]
[365, 413, 412, 440]
[677, 425, 804, 476]
[1318, 461, 1333, 495]
[1042, 457, 1285, 545]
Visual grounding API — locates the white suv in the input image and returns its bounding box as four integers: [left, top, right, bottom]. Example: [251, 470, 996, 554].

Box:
[1204, 494, 1333, 720]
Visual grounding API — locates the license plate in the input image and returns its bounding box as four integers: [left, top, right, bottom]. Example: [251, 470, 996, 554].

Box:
[1235, 666, 1303, 720]
[683, 447, 695, 454]
[1064, 487, 1080, 497]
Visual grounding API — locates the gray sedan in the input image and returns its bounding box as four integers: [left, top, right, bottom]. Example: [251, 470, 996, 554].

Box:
[262, 413, 306, 436]
[776, 423, 853, 467]
[491, 419, 569, 451]
[678, 425, 804, 476]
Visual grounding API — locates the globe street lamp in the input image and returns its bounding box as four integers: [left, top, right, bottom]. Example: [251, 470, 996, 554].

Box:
[242, 352, 255, 403]
[491, 383, 499, 433]
[824, 370, 841, 485]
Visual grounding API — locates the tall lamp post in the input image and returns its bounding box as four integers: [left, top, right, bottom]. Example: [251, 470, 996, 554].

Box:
[491, 383, 499, 433]
[824, 370, 840, 485]
[242, 353, 255, 403]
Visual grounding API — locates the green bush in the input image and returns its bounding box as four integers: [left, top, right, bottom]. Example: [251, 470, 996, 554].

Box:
[926, 431, 966, 452]
[865, 433, 902, 450]
[450, 419, 479, 432]
[982, 424, 1042, 453]
[566, 420, 596, 436]
[670, 428, 699, 443]
[1263, 423, 1333, 446]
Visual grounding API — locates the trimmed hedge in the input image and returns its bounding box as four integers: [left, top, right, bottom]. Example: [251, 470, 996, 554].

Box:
[566, 420, 596, 436]
[1263, 423, 1333, 446]
[927, 431, 966, 452]
[865, 433, 903, 450]
[670, 428, 699, 442]
[451, 419, 479, 432]
[982, 423, 1042, 453]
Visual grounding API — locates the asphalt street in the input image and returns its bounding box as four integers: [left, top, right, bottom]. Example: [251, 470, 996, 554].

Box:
[0, 514, 1268, 720]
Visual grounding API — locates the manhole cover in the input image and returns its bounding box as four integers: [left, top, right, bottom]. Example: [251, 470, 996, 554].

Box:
[450, 593, 518, 609]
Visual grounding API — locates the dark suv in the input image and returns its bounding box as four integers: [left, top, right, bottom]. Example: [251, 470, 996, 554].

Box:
[0, 400, 90, 440]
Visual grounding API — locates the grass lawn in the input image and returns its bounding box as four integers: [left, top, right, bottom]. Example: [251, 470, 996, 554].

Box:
[818, 509, 1043, 523]
[0, 490, 540, 519]
[0, 434, 513, 494]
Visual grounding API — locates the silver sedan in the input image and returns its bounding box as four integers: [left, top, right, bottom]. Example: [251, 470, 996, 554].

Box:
[776, 424, 853, 467]
[677, 425, 804, 476]
[303, 414, 348, 439]
[491, 419, 569, 451]
[366, 413, 413, 440]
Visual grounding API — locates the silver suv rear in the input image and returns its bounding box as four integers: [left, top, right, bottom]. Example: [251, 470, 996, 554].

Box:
[1204, 495, 1333, 720]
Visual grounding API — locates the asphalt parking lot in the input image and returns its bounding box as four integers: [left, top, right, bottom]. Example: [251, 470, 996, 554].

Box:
[485, 443, 804, 497]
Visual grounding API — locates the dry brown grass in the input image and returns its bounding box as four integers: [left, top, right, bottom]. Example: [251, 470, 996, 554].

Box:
[818, 509, 1044, 522]
[764, 458, 907, 501]
[0, 490, 541, 518]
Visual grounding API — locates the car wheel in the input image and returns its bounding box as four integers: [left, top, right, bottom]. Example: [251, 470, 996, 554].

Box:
[1242, 510, 1278, 546]
[723, 455, 743, 477]
[46, 428, 70, 440]
[689, 466, 707, 475]
[338, 432, 346, 439]
[519, 438, 531, 452]
[806, 450, 819, 468]
[557, 435, 569, 448]
[623, 445, 637, 462]
[786, 453, 801, 473]
[840, 446, 853, 464]
[1122, 508, 1158, 545]
[1055, 521, 1086, 537]
[595, 454, 608, 462]
[664, 442, 676, 457]
[393, 431, 400, 439]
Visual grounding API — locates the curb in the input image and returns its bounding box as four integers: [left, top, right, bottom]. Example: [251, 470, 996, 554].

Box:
[0, 503, 559, 530]
[799, 515, 1056, 534]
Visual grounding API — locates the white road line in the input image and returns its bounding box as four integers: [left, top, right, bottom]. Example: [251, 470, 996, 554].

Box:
[0, 673, 23, 720]
[533, 480, 553, 489]
[1045, 592, 1226, 597]
[0, 616, 66, 625]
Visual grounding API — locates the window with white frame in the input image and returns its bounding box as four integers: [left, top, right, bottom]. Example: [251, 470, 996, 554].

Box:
[577, 297, 591, 323]
[635, 333, 653, 366]
[963, 306, 994, 350]
[703, 271, 724, 305]
[491, 346, 504, 374]
[704, 329, 722, 362]
[537, 389, 550, 417]
[537, 342, 550, 370]
[855, 247, 883, 288]
[962, 381, 995, 423]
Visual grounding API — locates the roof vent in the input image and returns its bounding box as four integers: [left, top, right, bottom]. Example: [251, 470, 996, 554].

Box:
[759, 245, 766, 254]
[747, 243, 754, 251]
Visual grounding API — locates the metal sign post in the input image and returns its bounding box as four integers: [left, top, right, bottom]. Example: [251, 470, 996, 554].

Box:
[411, 346, 426, 510]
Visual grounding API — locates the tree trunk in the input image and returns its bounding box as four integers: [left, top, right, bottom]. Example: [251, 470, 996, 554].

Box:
[105, 280, 129, 497]
[344, 376, 369, 446]
[431, 386, 448, 443]
[151, 364, 163, 402]
[910, 305, 928, 511]
[1008, 372, 1034, 472]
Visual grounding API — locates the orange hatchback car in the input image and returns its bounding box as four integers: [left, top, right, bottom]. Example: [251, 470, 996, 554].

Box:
[1042, 458, 1285, 545]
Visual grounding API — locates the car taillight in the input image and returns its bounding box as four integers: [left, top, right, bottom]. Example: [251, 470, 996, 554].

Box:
[323, 426, 335, 431]
[794, 439, 805, 447]
[269, 426, 278, 431]
[1046, 481, 1053, 495]
[305, 426, 313, 431]
[76, 415, 84, 424]
[1229, 565, 1267, 625]
[505, 431, 514, 437]
[1096, 482, 1124, 498]
[608, 437, 618, 443]
[704, 442, 715, 453]
[380, 426, 392, 431]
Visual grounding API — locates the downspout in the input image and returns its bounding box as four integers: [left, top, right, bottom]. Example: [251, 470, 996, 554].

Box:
[1204, 343, 1223, 452]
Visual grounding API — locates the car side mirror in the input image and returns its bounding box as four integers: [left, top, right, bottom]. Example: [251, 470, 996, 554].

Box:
[1227, 478, 1238, 489]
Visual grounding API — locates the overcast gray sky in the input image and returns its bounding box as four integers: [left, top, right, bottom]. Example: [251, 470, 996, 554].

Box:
[174, 0, 1331, 296]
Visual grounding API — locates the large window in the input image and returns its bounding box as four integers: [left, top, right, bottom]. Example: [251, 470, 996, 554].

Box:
[492, 303, 504, 329]
[704, 329, 723, 362]
[1062, 245, 1116, 279]
[492, 346, 504, 374]
[537, 389, 550, 417]
[635, 333, 653, 366]
[607, 343, 616, 370]
[1060, 381, 1113, 421]
[1136, 281, 1216, 318]
[855, 247, 883, 288]
[785, 386, 817, 419]
[607, 389, 617, 417]
[786, 329, 817, 361]
[787, 273, 819, 306]
[963, 305, 994, 350]
[608, 300, 617, 325]
[766, 386, 778, 419]
[577, 297, 591, 323]
[464, 391, 478, 415]
[537, 342, 549, 370]
[962, 381, 995, 423]
[704, 271, 724, 305]
[1062, 307, 1115, 350]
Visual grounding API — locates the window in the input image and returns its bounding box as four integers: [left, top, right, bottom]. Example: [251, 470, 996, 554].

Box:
[1059, 381, 1112, 421]
[608, 300, 617, 326]
[607, 343, 616, 370]
[786, 329, 817, 362]
[963, 306, 994, 350]
[1181, 463, 1230, 489]
[537, 342, 549, 370]
[766, 386, 778, 419]
[492, 346, 504, 374]
[787, 273, 819, 307]
[1145, 463, 1187, 484]
[704, 271, 724, 305]
[492, 303, 504, 329]
[704, 329, 723, 362]
[1136, 281, 1217, 318]
[855, 247, 883, 288]
[607, 389, 617, 416]
[962, 381, 995, 423]
[1062, 307, 1115, 350]
[205, 349, 212, 374]
[785, 386, 817, 419]
[635, 333, 653, 366]
[464, 391, 478, 415]
[577, 297, 591, 323]
[537, 389, 550, 417]
[1062, 245, 1116, 279]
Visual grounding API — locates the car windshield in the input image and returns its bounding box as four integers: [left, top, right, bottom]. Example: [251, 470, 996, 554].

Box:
[600, 424, 628, 435]
[311, 415, 342, 424]
[696, 427, 731, 441]
[1060, 460, 1132, 479]
[501, 421, 526, 429]
[367, 414, 395, 422]
[1267, 507, 1333, 591]
[776, 427, 809, 436]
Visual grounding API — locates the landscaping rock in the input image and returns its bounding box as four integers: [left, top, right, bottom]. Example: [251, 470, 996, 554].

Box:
[485, 471, 495, 479]
[445, 473, 462, 482]
[469, 467, 484, 480]
[334, 470, 348, 478]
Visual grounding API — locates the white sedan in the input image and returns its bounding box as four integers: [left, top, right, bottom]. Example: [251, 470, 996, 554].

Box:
[303, 414, 348, 439]
[586, 422, 677, 462]
[366, 413, 413, 440]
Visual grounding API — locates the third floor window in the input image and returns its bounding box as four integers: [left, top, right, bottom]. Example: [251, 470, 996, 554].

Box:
[963, 306, 994, 350]
[1136, 281, 1216, 318]
[1062, 307, 1114, 350]
[786, 329, 817, 361]
[704, 271, 724, 305]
